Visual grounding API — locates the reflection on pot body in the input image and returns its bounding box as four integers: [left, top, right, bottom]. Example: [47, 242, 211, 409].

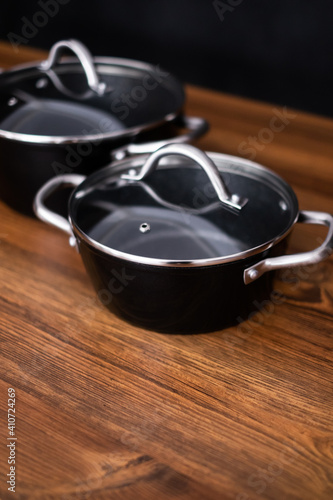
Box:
[97, 267, 136, 306]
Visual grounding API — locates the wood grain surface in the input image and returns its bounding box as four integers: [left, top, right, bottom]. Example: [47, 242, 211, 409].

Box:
[0, 42, 332, 500]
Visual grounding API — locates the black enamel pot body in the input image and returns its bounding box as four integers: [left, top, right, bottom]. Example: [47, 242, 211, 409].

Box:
[0, 40, 208, 215]
[34, 144, 333, 334]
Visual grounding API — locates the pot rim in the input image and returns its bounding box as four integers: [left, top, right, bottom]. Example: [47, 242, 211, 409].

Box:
[69, 151, 300, 268]
[0, 56, 184, 145]
[71, 220, 297, 268]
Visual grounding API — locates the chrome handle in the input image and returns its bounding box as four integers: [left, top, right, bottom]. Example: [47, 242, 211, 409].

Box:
[39, 39, 106, 95]
[135, 181, 222, 215]
[111, 116, 209, 160]
[122, 143, 247, 211]
[244, 210, 333, 284]
[33, 174, 85, 236]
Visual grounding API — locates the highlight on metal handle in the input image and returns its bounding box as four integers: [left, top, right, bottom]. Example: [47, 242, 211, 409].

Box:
[244, 210, 333, 284]
[39, 39, 106, 95]
[33, 174, 86, 235]
[121, 143, 247, 211]
[111, 116, 209, 160]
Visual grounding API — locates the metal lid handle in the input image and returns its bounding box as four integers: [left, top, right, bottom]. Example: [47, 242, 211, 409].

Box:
[39, 39, 106, 95]
[122, 143, 247, 211]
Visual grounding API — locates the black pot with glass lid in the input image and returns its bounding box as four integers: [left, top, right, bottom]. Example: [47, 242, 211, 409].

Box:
[34, 144, 333, 334]
[0, 39, 208, 214]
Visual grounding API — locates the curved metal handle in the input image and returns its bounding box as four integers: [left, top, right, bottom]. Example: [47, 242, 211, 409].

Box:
[39, 39, 106, 95]
[111, 116, 209, 160]
[121, 143, 247, 211]
[33, 174, 86, 235]
[244, 210, 333, 284]
[135, 181, 222, 215]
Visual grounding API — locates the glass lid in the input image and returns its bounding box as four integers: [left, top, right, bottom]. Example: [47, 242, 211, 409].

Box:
[70, 144, 299, 266]
[0, 40, 184, 142]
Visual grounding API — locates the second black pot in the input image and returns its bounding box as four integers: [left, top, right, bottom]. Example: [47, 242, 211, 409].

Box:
[0, 39, 208, 215]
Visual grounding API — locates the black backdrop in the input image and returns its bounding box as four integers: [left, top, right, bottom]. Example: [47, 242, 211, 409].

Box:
[1, 0, 333, 117]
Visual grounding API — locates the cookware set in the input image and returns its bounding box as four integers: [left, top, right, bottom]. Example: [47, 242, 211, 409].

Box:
[2, 40, 332, 332]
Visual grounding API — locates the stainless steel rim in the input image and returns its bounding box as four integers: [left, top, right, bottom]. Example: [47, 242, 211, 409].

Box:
[72, 222, 295, 268]
[0, 114, 177, 144]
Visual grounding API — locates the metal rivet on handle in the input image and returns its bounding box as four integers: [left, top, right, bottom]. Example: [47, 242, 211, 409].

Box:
[248, 269, 258, 280]
[36, 78, 48, 89]
[8, 97, 18, 106]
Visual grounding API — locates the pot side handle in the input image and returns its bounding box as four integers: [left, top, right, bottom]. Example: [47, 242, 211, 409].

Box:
[33, 174, 86, 236]
[244, 210, 333, 284]
[111, 116, 209, 159]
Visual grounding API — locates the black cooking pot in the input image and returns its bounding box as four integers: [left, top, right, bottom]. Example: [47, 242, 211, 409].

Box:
[34, 144, 333, 334]
[0, 39, 208, 215]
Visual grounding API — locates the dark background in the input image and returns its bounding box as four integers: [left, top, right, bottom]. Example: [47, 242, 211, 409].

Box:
[1, 0, 333, 118]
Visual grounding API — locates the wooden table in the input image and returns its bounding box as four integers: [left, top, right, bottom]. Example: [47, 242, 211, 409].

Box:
[0, 42, 332, 500]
